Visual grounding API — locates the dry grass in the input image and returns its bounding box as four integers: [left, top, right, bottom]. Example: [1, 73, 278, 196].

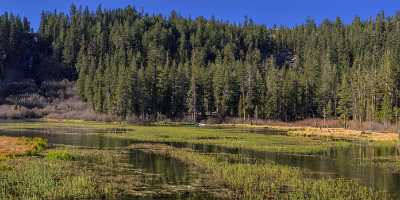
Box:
[289, 127, 399, 141]
[0, 136, 44, 157]
[218, 123, 399, 142]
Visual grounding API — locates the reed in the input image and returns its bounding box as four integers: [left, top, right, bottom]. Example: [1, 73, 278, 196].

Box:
[0, 158, 104, 200]
[139, 144, 389, 200]
[45, 150, 75, 161]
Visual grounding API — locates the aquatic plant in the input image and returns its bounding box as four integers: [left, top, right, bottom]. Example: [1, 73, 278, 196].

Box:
[46, 150, 75, 161]
[0, 158, 105, 200]
[136, 143, 389, 200]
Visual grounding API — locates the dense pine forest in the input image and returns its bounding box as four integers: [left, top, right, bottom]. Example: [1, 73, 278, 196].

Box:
[2, 5, 400, 125]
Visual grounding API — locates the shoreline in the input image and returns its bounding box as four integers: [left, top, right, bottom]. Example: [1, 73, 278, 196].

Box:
[215, 123, 400, 142]
[1, 118, 399, 142]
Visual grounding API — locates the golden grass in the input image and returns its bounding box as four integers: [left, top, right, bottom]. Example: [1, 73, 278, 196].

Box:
[5, 118, 398, 141]
[0, 136, 44, 157]
[218, 123, 399, 141]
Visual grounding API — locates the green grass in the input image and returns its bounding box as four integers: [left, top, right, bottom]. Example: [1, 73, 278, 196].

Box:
[45, 150, 75, 161]
[0, 121, 397, 199]
[3, 120, 351, 154]
[0, 146, 148, 200]
[139, 144, 388, 200]
[0, 158, 107, 200]
[26, 137, 47, 155]
[114, 125, 353, 154]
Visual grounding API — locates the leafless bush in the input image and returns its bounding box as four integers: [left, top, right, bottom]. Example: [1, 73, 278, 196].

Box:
[5, 93, 49, 109]
[46, 109, 114, 122]
[204, 117, 224, 124]
[43, 96, 114, 122]
[222, 117, 400, 133]
[291, 118, 342, 128]
[126, 115, 140, 123]
[42, 96, 86, 114]
[348, 121, 399, 133]
[0, 105, 41, 119]
[223, 117, 291, 126]
[0, 80, 116, 121]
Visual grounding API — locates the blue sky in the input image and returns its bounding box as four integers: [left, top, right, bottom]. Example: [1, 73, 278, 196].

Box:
[1, 0, 400, 30]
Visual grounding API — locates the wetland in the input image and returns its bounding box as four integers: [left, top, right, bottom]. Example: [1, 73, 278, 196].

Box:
[0, 120, 399, 199]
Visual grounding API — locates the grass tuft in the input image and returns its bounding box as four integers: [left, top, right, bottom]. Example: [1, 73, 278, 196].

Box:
[46, 150, 75, 161]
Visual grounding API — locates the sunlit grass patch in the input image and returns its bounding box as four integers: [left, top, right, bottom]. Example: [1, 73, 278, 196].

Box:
[0, 120, 351, 154]
[0, 158, 110, 200]
[0, 136, 46, 159]
[46, 150, 75, 161]
[112, 125, 352, 154]
[0, 146, 141, 200]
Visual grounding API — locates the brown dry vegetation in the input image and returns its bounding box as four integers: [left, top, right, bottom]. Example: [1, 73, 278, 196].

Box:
[218, 123, 399, 142]
[0, 136, 42, 157]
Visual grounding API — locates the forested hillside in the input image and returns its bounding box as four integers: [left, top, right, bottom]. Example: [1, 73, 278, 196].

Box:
[2, 5, 400, 124]
[0, 13, 74, 82]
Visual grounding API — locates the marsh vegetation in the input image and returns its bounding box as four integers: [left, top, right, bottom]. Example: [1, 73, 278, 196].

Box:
[0, 121, 399, 199]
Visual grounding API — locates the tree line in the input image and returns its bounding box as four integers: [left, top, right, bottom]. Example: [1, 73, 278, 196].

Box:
[0, 13, 74, 85]
[2, 5, 400, 124]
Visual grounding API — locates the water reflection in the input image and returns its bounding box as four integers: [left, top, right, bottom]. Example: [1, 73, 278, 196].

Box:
[161, 141, 400, 199]
[128, 149, 194, 185]
[0, 129, 130, 148]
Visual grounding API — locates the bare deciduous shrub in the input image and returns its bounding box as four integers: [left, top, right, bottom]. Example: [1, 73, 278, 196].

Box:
[44, 96, 114, 122]
[220, 117, 400, 133]
[348, 121, 399, 133]
[0, 105, 41, 119]
[6, 93, 49, 109]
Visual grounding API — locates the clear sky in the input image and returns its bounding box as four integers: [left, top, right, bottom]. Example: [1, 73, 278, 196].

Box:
[1, 0, 400, 30]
